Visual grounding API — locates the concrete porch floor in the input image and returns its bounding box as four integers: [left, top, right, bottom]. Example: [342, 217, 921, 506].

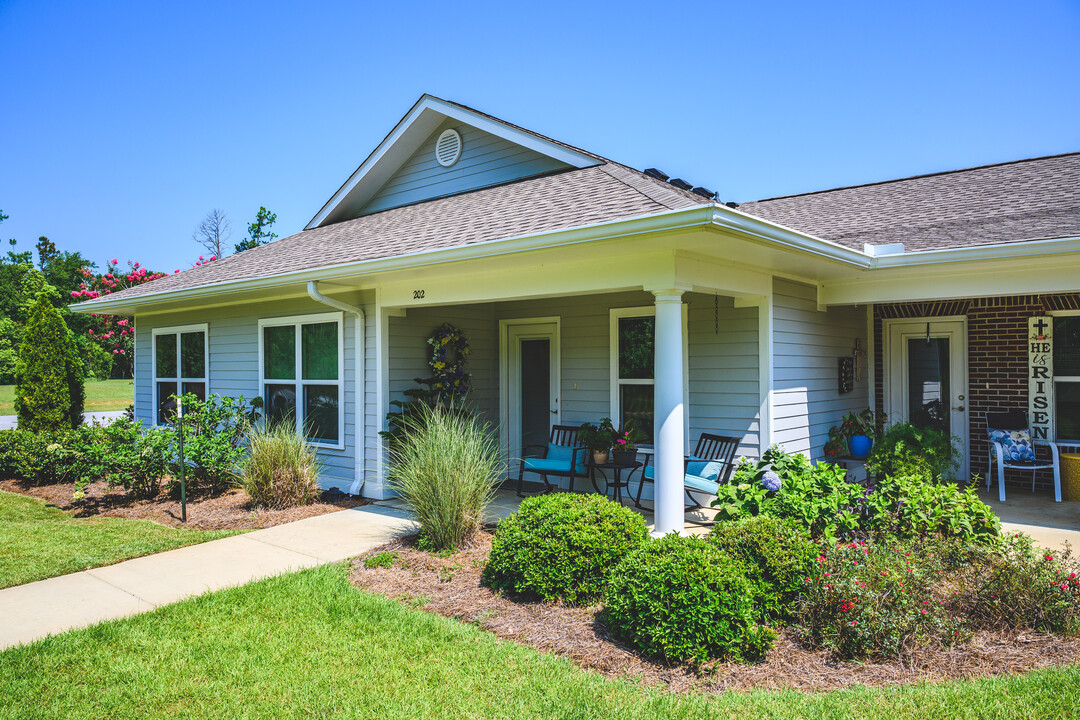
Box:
[376, 485, 1080, 550]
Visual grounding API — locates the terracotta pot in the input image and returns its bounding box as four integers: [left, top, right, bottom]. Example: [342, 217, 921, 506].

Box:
[592, 450, 609, 465]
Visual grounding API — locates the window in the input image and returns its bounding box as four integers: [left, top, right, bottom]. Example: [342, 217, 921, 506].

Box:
[1054, 315, 1080, 441]
[259, 313, 343, 447]
[152, 324, 208, 425]
[614, 314, 655, 443]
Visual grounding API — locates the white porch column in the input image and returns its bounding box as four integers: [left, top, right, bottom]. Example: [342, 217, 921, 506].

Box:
[652, 289, 685, 536]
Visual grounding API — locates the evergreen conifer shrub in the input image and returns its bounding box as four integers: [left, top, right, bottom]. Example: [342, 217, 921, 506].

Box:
[15, 293, 84, 432]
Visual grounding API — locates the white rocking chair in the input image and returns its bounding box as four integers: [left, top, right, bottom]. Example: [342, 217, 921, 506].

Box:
[985, 410, 1061, 503]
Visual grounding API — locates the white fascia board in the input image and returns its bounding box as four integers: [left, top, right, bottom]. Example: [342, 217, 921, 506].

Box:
[869, 236, 1080, 267]
[72, 205, 719, 315]
[708, 205, 873, 268]
[305, 95, 601, 230]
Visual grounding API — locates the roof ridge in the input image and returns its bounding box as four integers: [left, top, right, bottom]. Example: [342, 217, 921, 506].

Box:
[598, 163, 711, 210]
[746, 151, 1080, 205]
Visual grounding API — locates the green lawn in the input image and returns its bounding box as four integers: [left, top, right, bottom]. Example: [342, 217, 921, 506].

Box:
[0, 378, 133, 415]
[1, 564, 1077, 719]
[0, 490, 238, 588]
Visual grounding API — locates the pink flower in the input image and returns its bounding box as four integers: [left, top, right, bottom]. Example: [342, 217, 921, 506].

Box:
[112, 350, 119, 354]
[88, 329, 94, 335]
[111, 258, 118, 264]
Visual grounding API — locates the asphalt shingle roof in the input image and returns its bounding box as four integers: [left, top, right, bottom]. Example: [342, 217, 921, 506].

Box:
[82, 162, 706, 305]
[736, 152, 1080, 252]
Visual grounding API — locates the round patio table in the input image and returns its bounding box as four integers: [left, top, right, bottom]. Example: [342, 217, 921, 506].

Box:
[588, 460, 644, 504]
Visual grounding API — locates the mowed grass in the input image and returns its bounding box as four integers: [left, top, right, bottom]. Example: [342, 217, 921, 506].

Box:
[0, 377, 133, 415]
[1, 564, 1078, 720]
[0, 490, 238, 588]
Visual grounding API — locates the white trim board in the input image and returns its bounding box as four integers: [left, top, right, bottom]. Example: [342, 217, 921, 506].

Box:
[150, 323, 209, 427]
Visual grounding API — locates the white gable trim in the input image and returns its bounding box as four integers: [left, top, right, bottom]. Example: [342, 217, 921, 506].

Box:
[306, 95, 601, 230]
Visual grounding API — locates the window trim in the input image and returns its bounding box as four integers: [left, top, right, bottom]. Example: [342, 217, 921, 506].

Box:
[151, 323, 209, 427]
[608, 305, 689, 450]
[1050, 310, 1080, 442]
[258, 311, 345, 450]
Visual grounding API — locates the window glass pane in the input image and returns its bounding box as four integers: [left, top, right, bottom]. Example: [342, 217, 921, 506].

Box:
[155, 334, 177, 378]
[263, 325, 296, 379]
[265, 383, 297, 429]
[906, 337, 950, 436]
[620, 384, 653, 444]
[618, 317, 654, 379]
[180, 331, 205, 379]
[305, 385, 339, 443]
[1055, 317, 1080, 376]
[1057, 382, 1080, 441]
[302, 322, 338, 380]
[157, 381, 177, 424]
[182, 381, 206, 402]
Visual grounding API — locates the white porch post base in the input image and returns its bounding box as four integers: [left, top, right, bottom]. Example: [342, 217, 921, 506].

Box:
[652, 289, 685, 536]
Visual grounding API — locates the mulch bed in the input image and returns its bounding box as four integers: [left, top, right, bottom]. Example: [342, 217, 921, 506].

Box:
[0, 478, 371, 530]
[351, 532, 1080, 693]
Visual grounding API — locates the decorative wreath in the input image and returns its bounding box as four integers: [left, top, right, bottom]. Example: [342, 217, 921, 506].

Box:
[427, 322, 472, 396]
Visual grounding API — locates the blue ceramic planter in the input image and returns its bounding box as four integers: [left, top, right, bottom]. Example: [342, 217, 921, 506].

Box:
[848, 434, 873, 459]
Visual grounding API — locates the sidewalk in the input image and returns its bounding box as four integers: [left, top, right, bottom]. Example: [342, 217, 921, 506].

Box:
[0, 504, 415, 651]
[0, 410, 127, 431]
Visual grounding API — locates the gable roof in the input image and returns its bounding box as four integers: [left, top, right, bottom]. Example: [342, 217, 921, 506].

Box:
[737, 152, 1080, 252]
[79, 162, 708, 306]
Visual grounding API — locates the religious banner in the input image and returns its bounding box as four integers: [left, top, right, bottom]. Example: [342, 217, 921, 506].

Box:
[1029, 316, 1054, 440]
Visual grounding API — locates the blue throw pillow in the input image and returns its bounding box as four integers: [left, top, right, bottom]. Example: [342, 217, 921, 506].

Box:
[686, 456, 724, 481]
[546, 443, 574, 464]
[988, 428, 1037, 462]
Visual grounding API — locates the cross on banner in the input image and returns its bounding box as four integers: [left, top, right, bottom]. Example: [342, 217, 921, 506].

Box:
[1033, 317, 1050, 336]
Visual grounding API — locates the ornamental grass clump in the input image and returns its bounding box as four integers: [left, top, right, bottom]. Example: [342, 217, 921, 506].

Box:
[483, 493, 648, 604]
[602, 534, 775, 664]
[387, 403, 501, 551]
[240, 420, 322, 509]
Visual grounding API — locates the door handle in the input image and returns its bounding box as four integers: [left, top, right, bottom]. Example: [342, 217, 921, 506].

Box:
[551, 410, 558, 415]
[953, 406, 965, 412]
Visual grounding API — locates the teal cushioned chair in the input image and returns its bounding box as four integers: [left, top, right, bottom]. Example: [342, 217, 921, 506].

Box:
[634, 433, 740, 509]
[516, 425, 588, 496]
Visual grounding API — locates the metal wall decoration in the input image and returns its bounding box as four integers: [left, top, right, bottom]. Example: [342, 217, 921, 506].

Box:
[1029, 316, 1054, 440]
[852, 338, 865, 381]
[838, 356, 855, 394]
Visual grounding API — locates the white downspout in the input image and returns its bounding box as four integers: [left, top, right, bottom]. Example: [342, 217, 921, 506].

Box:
[307, 281, 366, 496]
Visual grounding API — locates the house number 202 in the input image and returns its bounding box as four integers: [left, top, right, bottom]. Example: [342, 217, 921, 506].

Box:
[412, 290, 425, 299]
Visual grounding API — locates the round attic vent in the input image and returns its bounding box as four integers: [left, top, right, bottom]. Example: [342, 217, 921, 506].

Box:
[435, 128, 463, 167]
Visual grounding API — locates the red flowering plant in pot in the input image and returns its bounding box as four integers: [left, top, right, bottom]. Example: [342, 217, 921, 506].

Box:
[824, 408, 886, 460]
[611, 422, 645, 466]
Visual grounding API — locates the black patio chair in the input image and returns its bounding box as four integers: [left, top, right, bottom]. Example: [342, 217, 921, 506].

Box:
[634, 433, 741, 509]
[986, 410, 1062, 502]
[516, 424, 588, 497]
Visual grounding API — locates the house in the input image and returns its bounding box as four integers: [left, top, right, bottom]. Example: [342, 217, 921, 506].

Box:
[73, 95, 1080, 535]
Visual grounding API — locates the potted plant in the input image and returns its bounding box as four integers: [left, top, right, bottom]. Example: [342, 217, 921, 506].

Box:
[578, 418, 617, 465]
[824, 408, 886, 460]
[611, 423, 640, 465]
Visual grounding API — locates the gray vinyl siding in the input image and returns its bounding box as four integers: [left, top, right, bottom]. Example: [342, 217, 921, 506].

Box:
[771, 278, 869, 458]
[134, 293, 372, 492]
[361, 119, 570, 215]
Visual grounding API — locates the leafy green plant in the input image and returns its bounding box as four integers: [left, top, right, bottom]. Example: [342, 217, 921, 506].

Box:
[577, 417, 617, 452]
[387, 403, 501, 551]
[824, 408, 887, 459]
[866, 422, 960, 480]
[239, 419, 322, 509]
[169, 393, 260, 495]
[14, 292, 84, 432]
[601, 534, 775, 664]
[363, 551, 398, 569]
[866, 475, 1000, 542]
[709, 516, 817, 621]
[794, 539, 967, 659]
[483, 492, 648, 604]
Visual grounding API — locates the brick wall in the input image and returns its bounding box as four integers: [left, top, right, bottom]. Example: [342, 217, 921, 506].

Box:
[874, 293, 1080, 493]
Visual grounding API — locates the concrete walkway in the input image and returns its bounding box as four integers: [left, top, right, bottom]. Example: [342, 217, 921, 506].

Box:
[0, 503, 415, 651]
[0, 411, 126, 431]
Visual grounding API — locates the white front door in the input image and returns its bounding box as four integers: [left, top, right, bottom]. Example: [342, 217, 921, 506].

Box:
[501, 320, 560, 468]
[885, 318, 969, 480]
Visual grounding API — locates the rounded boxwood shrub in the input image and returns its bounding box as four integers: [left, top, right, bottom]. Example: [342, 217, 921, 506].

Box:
[482, 492, 648, 604]
[601, 534, 775, 664]
[709, 515, 817, 620]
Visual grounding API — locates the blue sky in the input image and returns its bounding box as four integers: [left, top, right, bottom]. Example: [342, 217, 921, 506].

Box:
[1, 0, 1078, 272]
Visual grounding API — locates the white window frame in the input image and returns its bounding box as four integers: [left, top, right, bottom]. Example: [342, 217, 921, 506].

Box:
[608, 306, 689, 450]
[1050, 310, 1080, 443]
[258, 311, 345, 450]
[151, 323, 209, 427]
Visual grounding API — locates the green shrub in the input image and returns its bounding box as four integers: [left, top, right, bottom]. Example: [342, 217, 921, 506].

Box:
[957, 533, 1080, 635]
[866, 422, 959, 480]
[15, 292, 84, 432]
[388, 403, 502, 551]
[794, 539, 967, 659]
[709, 516, 817, 621]
[483, 493, 648, 604]
[79, 337, 113, 380]
[601, 534, 775, 664]
[168, 393, 259, 495]
[96, 420, 172, 498]
[866, 475, 1000, 542]
[240, 420, 322, 509]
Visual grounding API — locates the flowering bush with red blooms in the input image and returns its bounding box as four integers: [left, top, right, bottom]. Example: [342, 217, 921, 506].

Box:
[795, 539, 967, 659]
[959, 533, 1080, 635]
